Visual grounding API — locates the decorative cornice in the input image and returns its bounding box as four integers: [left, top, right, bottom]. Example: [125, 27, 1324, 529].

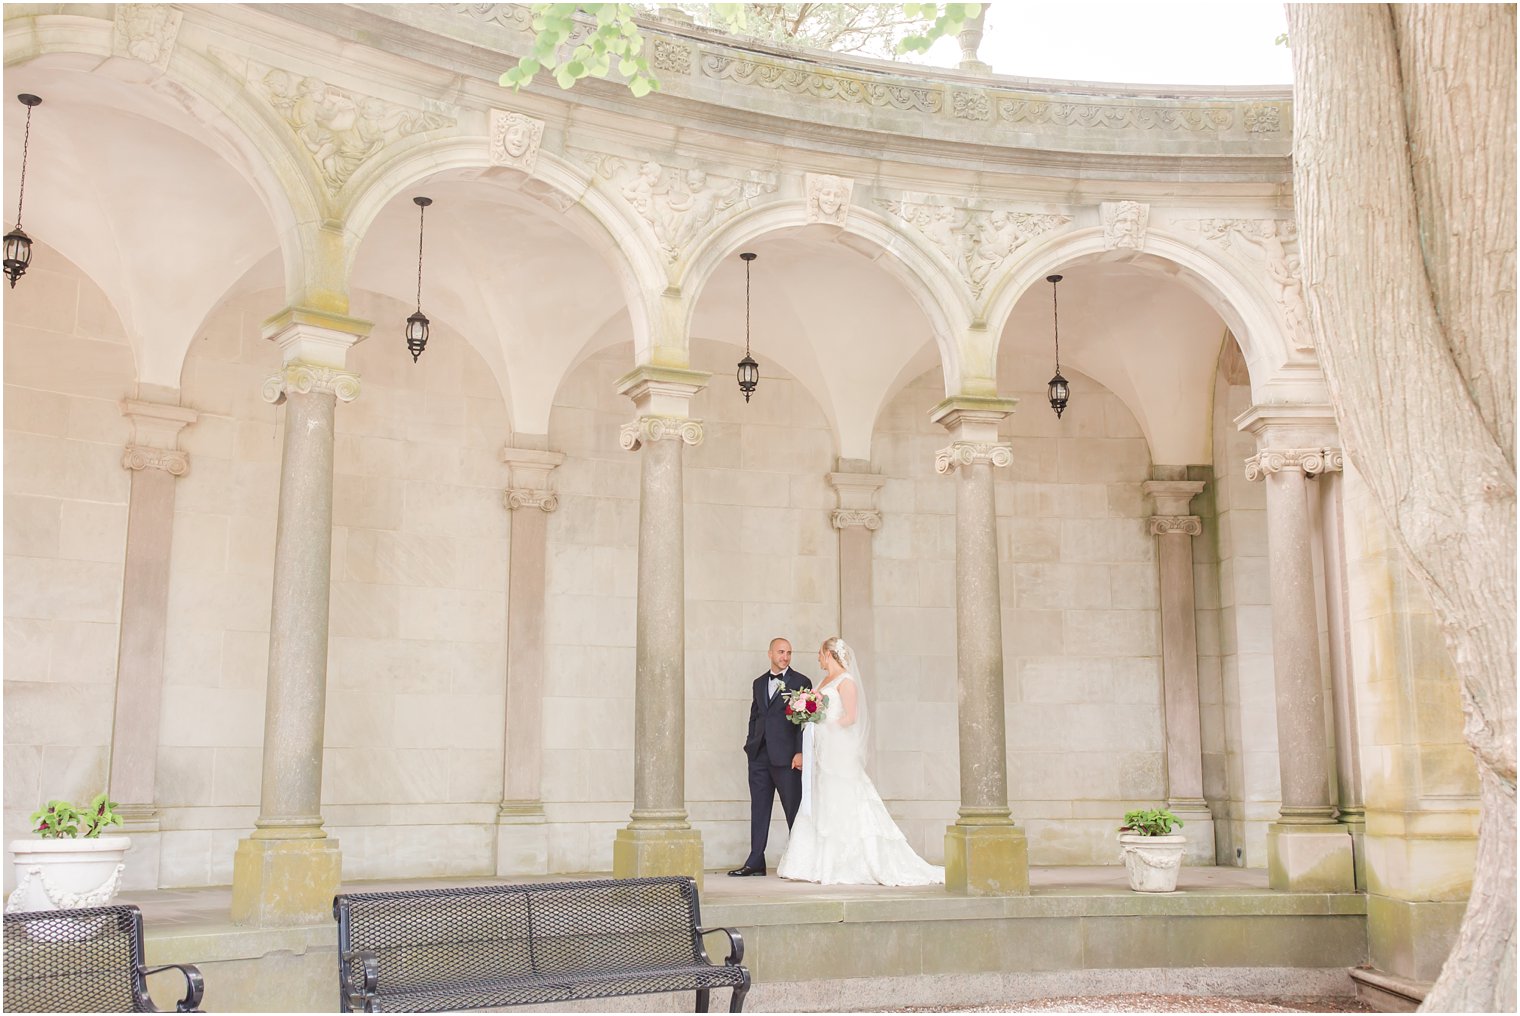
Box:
[998, 97, 1243, 133]
[261, 362, 361, 404]
[935, 441, 1013, 475]
[698, 53, 942, 113]
[830, 509, 882, 531]
[122, 445, 189, 477]
[504, 488, 559, 512]
[1149, 515, 1203, 537]
[1244, 447, 1344, 481]
[620, 416, 704, 450]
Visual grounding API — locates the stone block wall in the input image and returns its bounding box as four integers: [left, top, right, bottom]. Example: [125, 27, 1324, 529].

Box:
[3, 243, 135, 884]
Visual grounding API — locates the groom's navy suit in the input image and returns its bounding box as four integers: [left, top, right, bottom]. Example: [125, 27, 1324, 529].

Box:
[743, 667, 812, 871]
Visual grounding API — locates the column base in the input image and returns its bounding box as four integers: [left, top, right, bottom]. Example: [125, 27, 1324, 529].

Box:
[1367, 893, 1467, 984]
[1166, 802, 1216, 866]
[496, 805, 549, 877]
[612, 826, 704, 888]
[115, 805, 162, 891]
[944, 822, 1029, 896]
[230, 836, 341, 927]
[1267, 822, 1355, 892]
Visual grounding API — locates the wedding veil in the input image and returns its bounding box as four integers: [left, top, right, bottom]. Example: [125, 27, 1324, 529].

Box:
[826, 636, 874, 775]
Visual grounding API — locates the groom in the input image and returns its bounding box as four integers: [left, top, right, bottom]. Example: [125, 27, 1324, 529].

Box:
[729, 637, 811, 876]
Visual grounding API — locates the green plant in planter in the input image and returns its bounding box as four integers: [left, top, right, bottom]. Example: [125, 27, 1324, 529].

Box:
[1119, 807, 1184, 836]
[30, 793, 122, 839]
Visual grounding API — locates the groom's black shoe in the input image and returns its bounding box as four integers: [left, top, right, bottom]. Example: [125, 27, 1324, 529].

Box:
[727, 864, 766, 877]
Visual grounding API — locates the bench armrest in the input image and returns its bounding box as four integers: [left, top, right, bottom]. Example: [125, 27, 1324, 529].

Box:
[339, 949, 380, 1011]
[141, 962, 206, 1012]
[697, 926, 745, 966]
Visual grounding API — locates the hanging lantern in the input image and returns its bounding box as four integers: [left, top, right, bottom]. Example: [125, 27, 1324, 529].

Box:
[406, 196, 432, 362]
[1046, 273, 1069, 419]
[736, 251, 759, 402]
[4, 94, 44, 288]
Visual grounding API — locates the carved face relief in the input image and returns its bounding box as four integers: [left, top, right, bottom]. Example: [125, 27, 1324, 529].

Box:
[805, 173, 853, 225]
[490, 110, 545, 171]
[1101, 200, 1149, 251]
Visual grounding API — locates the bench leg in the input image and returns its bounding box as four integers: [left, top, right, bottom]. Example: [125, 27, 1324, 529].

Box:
[730, 982, 749, 1013]
[696, 988, 710, 1012]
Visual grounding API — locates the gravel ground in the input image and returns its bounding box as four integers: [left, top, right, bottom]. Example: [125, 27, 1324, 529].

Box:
[892, 994, 1375, 1013]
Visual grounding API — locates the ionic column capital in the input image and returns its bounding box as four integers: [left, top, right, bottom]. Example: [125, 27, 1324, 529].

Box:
[500, 445, 566, 512]
[1149, 515, 1203, 537]
[828, 467, 886, 531]
[122, 446, 190, 476]
[1244, 447, 1344, 481]
[620, 416, 704, 450]
[120, 396, 197, 476]
[935, 441, 1014, 475]
[262, 362, 362, 405]
[830, 509, 882, 531]
[504, 488, 560, 512]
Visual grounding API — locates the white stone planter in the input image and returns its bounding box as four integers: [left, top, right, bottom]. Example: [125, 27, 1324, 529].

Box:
[7, 837, 130, 913]
[1118, 833, 1186, 892]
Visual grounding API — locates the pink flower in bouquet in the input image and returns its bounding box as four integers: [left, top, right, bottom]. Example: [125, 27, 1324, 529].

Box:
[782, 687, 826, 726]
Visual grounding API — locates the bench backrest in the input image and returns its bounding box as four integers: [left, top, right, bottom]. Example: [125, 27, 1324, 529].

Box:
[334, 876, 706, 992]
[3, 904, 147, 1013]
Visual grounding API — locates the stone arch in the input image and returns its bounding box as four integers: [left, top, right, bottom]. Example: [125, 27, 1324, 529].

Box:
[982, 223, 1324, 408]
[342, 142, 666, 363]
[4, 22, 324, 385]
[674, 201, 973, 396]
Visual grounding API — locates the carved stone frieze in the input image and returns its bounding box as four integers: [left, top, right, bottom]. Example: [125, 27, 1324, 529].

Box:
[447, 4, 533, 31]
[122, 445, 189, 477]
[880, 198, 1071, 298]
[113, 4, 181, 70]
[805, 173, 853, 226]
[585, 155, 777, 262]
[1244, 102, 1283, 133]
[490, 109, 544, 171]
[1101, 200, 1149, 251]
[999, 98, 1233, 132]
[1149, 515, 1203, 537]
[1243, 447, 1344, 481]
[830, 509, 882, 531]
[934, 441, 1014, 475]
[951, 90, 993, 121]
[261, 362, 362, 404]
[699, 54, 942, 113]
[504, 488, 560, 512]
[1180, 217, 1314, 353]
[619, 415, 704, 450]
[253, 64, 455, 192]
[651, 37, 693, 75]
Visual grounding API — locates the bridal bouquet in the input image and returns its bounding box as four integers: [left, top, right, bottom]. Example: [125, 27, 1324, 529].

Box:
[782, 687, 827, 726]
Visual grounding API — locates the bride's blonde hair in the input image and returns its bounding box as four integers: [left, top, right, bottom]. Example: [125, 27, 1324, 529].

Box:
[821, 636, 850, 669]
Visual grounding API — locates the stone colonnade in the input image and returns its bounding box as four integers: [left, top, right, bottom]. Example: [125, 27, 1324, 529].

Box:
[100, 337, 1372, 917]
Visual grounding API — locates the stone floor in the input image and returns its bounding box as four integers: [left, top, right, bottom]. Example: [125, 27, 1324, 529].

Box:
[897, 995, 1375, 1012]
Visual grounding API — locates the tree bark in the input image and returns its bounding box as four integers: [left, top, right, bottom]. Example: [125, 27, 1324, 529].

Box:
[1286, 5, 1515, 1011]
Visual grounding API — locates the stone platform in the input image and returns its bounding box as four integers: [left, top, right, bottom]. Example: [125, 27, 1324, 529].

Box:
[128, 866, 1367, 1012]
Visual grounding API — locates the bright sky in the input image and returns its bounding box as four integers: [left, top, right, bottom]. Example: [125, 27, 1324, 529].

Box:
[921, 1, 1293, 86]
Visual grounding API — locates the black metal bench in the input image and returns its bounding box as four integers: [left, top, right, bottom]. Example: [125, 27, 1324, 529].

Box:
[2, 904, 205, 1012]
[333, 875, 750, 1012]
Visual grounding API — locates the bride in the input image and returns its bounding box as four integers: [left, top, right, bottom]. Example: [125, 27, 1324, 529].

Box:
[777, 636, 944, 886]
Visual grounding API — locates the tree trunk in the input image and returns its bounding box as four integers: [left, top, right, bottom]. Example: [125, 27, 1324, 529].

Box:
[1286, 4, 1516, 1011]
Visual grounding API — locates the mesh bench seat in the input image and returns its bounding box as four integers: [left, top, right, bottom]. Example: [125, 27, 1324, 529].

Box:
[333, 876, 750, 1013]
[3, 904, 205, 1013]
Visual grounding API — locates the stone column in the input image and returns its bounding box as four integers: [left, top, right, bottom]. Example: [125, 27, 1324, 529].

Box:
[1240, 409, 1355, 892]
[930, 397, 1028, 896]
[109, 393, 197, 889]
[231, 309, 368, 927]
[828, 462, 885, 676]
[495, 440, 565, 876]
[1317, 469, 1365, 885]
[1142, 476, 1215, 864]
[611, 366, 709, 886]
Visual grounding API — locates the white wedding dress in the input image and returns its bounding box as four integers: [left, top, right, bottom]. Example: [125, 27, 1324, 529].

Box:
[777, 674, 945, 886]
